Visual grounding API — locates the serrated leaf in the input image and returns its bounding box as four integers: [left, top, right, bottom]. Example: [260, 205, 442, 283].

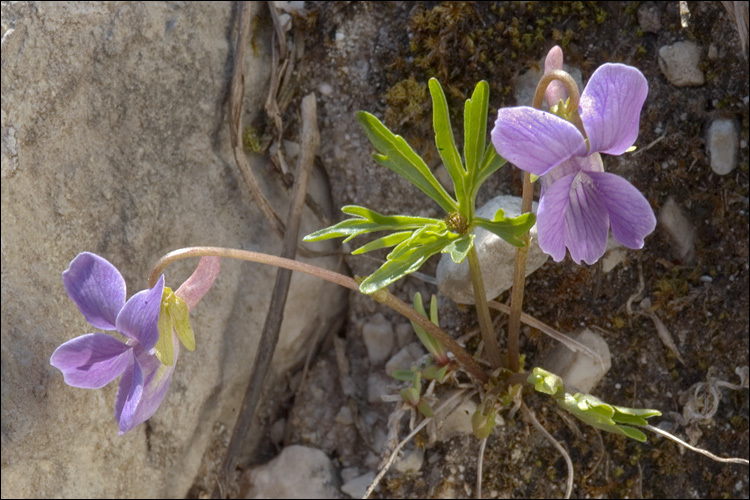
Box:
[359, 226, 458, 294]
[475, 211, 536, 247]
[428, 78, 467, 208]
[302, 205, 439, 242]
[442, 233, 475, 263]
[357, 111, 457, 213]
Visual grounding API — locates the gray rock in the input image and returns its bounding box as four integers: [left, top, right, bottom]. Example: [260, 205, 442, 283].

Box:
[1, 2, 346, 497]
[658, 41, 705, 86]
[638, 3, 662, 33]
[361, 313, 395, 365]
[241, 446, 341, 499]
[393, 447, 424, 474]
[437, 195, 548, 304]
[706, 118, 739, 175]
[658, 197, 696, 264]
[385, 342, 425, 376]
[539, 328, 612, 393]
[341, 471, 376, 499]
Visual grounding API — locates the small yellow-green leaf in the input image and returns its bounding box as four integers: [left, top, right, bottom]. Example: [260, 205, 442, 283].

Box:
[169, 295, 195, 351]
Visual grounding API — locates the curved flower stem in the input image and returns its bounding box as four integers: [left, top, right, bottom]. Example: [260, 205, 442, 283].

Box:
[468, 245, 502, 369]
[149, 246, 488, 384]
[506, 69, 584, 373]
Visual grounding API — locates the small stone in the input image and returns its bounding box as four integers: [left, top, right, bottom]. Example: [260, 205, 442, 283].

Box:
[340, 467, 360, 484]
[241, 445, 340, 499]
[436, 195, 548, 304]
[318, 82, 333, 96]
[335, 405, 354, 426]
[540, 328, 612, 393]
[706, 119, 739, 175]
[658, 197, 696, 264]
[385, 342, 425, 376]
[395, 322, 414, 348]
[434, 395, 476, 441]
[361, 313, 394, 365]
[366, 372, 392, 404]
[658, 41, 705, 87]
[638, 3, 661, 33]
[393, 447, 424, 474]
[341, 472, 375, 499]
[707, 43, 718, 60]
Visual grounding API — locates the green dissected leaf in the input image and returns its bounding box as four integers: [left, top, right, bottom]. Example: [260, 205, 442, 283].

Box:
[557, 392, 660, 443]
[356, 111, 457, 213]
[475, 210, 536, 247]
[391, 369, 417, 382]
[442, 233, 475, 263]
[428, 78, 467, 207]
[463, 80, 489, 178]
[411, 292, 447, 362]
[302, 205, 440, 243]
[359, 225, 459, 294]
[352, 231, 412, 255]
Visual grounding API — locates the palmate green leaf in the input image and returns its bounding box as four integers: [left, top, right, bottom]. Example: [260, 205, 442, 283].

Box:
[428, 78, 467, 208]
[359, 225, 460, 294]
[356, 111, 457, 214]
[475, 209, 536, 247]
[302, 205, 440, 243]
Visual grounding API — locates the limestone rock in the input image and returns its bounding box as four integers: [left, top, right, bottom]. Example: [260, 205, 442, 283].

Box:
[539, 328, 612, 393]
[706, 118, 739, 175]
[658, 41, 705, 86]
[241, 446, 342, 499]
[1, 2, 346, 498]
[361, 313, 395, 365]
[436, 195, 548, 304]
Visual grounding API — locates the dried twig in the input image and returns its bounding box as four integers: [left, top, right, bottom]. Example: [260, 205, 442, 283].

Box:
[364, 390, 475, 499]
[522, 403, 574, 499]
[646, 425, 749, 465]
[214, 93, 320, 498]
[476, 436, 488, 499]
[229, 2, 286, 238]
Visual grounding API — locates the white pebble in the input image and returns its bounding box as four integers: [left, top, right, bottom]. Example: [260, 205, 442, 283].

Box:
[361, 313, 394, 365]
[706, 119, 739, 175]
[658, 41, 705, 87]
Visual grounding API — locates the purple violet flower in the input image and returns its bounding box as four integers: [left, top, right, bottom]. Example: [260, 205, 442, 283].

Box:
[491, 52, 656, 265]
[50, 252, 220, 435]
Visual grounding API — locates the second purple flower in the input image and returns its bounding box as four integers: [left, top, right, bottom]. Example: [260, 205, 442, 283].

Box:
[491, 49, 656, 265]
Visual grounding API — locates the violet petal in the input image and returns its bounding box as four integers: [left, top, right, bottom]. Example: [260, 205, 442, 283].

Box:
[537, 173, 577, 262]
[564, 172, 610, 265]
[50, 333, 132, 389]
[116, 275, 164, 350]
[127, 336, 180, 433]
[579, 63, 648, 156]
[114, 355, 144, 435]
[589, 171, 656, 249]
[62, 252, 126, 331]
[492, 107, 587, 176]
